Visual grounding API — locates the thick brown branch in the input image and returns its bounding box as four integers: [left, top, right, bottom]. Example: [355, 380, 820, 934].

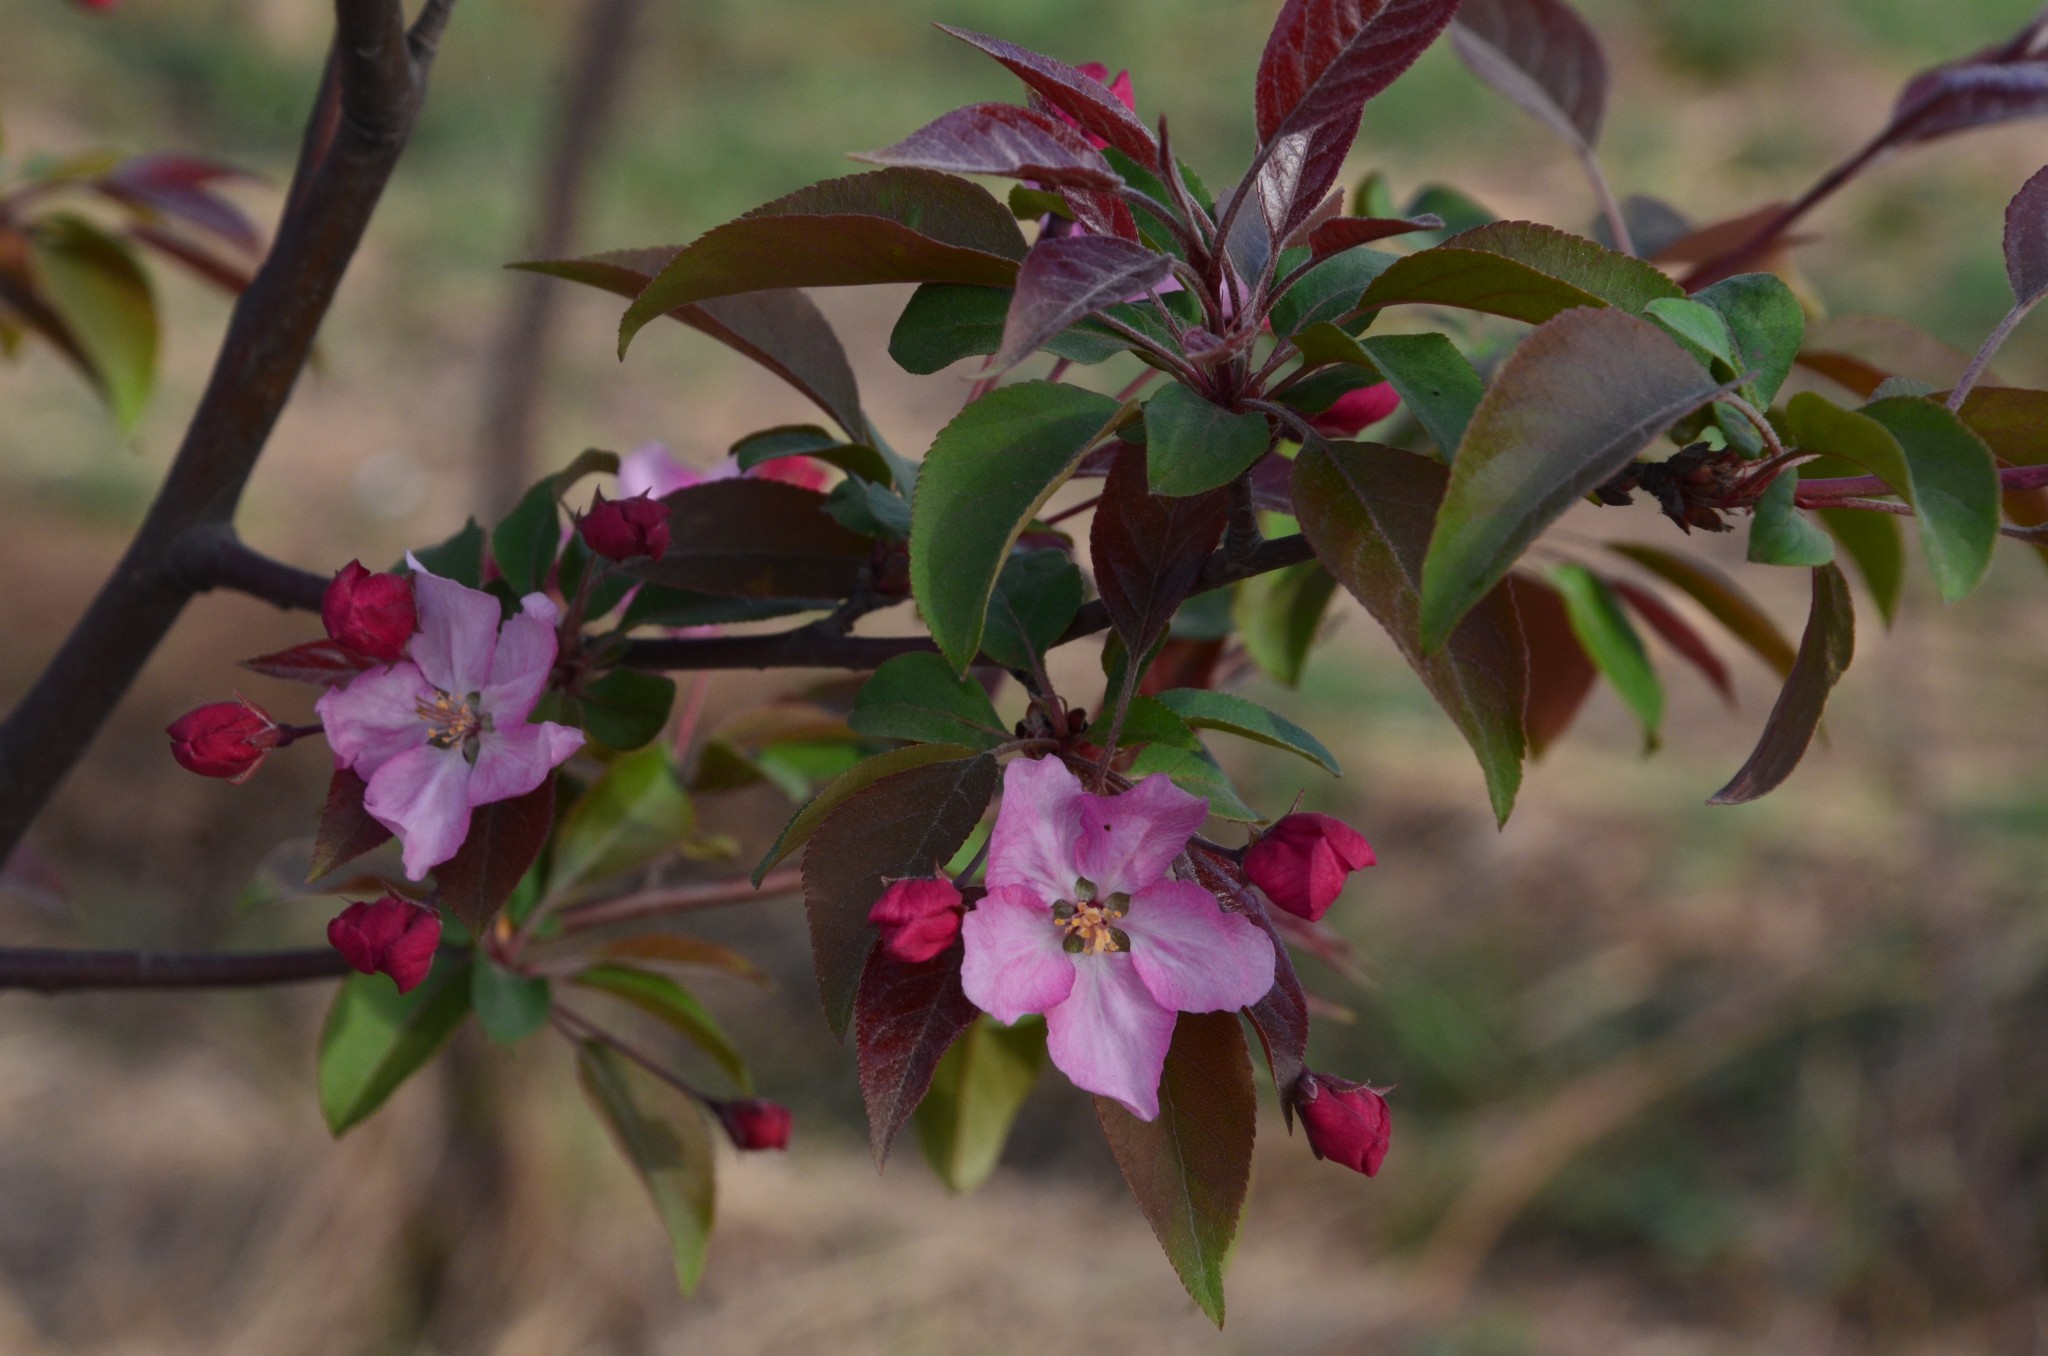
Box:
[175, 526, 331, 611]
[619, 535, 1318, 673]
[0, 946, 350, 993]
[0, 0, 455, 865]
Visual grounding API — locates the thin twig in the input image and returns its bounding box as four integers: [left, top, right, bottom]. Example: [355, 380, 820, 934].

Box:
[554, 867, 803, 934]
[1578, 144, 1635, 258]
[1949, 301, 2035, 411]
[0, 945, 351, 992]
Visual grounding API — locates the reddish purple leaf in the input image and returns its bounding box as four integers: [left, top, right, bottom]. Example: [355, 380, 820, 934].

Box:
[1253, 0, 1463, 233]
[97, 153, 261, 253]
[433, 778, 556, 930]
[1709, 565, 1854, 807]
[802, 754, 999, 1037]
[937, 26, 1160, 169]
[619, 170, 1028, 354]
[856, 103, 1121, 192]
[1187, 848, 1310, 1119]
[513, 251, 866, 441]
[127, 224, 255, 295]
[1610, 577, 1734, 706]
[1451, 0, 1609, 150]
[310, 768, 394, 881]
[855, 941, 980, 1166]
[1062, 187, 1141, 242]
[1891, 29, 2048, 148]
[2005, 163, 2048, 307]
[1503, 573, 1595, 758]
[1090, 440, 1231, 661]
[632, 479, 874, 600]
[241, 639, 373, 687]
[1095, 1011, 1255, 1325]
[1308, 213, 1444, 259]
[996, 235, 1173, 368]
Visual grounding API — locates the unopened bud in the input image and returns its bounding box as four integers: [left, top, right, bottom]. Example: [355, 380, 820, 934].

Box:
[1307, 382, 1401, 439]
[166, 697, 281, 783]
[1244, 812, 1375, 921]
[323, 560, 416, 662]
[715, 1097, 793, 1151]
[579, 489, 672, 562]
[1296, 1072, 1392, 1176]
[327, 895, 441, 993]
[868, 877, 965, 964]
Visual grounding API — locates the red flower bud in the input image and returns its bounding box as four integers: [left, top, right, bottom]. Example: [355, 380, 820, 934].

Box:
[165, 698, 281, 783]
[1296, 1072, 1391, 1176]
[327, 896, 441, 993]
[579, 490, 672, 562]
[1308, 382, 1401, 438]
[1244, 812, 1375, 921]
[868, 877, 964, 964]
[323, 560, 416, 662]
[715, 1098, 793, 1151]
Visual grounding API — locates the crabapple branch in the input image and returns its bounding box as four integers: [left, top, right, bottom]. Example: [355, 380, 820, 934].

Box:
[0, 0, 457, 867]
[0, 946, 353, 993]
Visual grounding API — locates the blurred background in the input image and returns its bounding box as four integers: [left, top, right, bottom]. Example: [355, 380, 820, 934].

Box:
[5, 0, 2048, 1351]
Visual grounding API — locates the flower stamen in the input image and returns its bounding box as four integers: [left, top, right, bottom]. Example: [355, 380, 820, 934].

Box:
[1054, 886, 1132, 954]
[416, 690, 487, 749]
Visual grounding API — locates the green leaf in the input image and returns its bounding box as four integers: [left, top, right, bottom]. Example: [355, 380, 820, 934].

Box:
[1294, 440, 1528, 824]
[1151, 688, 1339, 774]
[1695, 273, 1804, 403]
[410, 518, 487, 588]
[1355, 332, 1485, 461]
[887, 283, 1126, 373]
[565, 668, 677, 751]
[915, 1015, 1047, 1193]
[1818, 502, 1905, 625]
[491, 479, 564, 597]
[576, 1043, 717, 1296]
[548, 744, 694, 895]
[732, 426, 894, 487]
[1358, 220, 1683, 325]
[1710, 565, 1855, 805]
[1269, 248, 1399, 337]
[1606, 542, 1797, 677]
[982, 549, 1084, 673]
[1748, 473, 1836, 567]
[822, 477, 913, 541]
[1548, 564, 1663, 746]
[30, 214, 157, 431]
[1095, 1011, 1256, 1327]
[1127, 742, 1260, 821]
[752, 741, 981, 885]
[1088, 694, 1201, 753]
[1421, 308, 1735, 652]
[849, 652, 1009, 750]
[572, 965, 751, 1092]
[621, 169, 1027, 354]
[1860, 396, 2001, 603]
[1233, 562, 1337, 687]
[911, 382, 1123, 672]
[471, 957, 552, 1045]
[318, 960, 472, 1136]
[1143, 383, 1273, 497]
[1405, 183, 1496, 238]
[1643, 297, 1738, 370]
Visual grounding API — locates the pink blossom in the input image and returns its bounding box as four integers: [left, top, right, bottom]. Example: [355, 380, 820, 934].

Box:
[617, 441, 826, 498]
[315, 563, 584, 878]
[960, 757, 1274, 1120]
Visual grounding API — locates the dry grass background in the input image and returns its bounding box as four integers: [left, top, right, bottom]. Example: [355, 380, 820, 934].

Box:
[4, 0, 2048, 1351]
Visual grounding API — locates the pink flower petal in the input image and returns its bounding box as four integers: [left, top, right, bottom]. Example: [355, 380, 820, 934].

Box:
[617, 443, 702, 500]
[1045, 953, 1177, 1120]
[1073, 773, 1208, 896]
[960, 884, 1075, 1024]
[316, 662, 433, 780]
[466, 721, 585, 807]
[362, 744, 475, 878]
[480, 594, 561, 722]
[1124, 878, 1276, 1014]
[985, 756, 1088, 902]
[404, 563, 502, 696]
